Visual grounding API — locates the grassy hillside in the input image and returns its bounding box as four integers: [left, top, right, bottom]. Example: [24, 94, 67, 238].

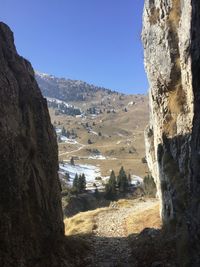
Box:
[49, 93, 149, 178]
[36, 71, 149, 179]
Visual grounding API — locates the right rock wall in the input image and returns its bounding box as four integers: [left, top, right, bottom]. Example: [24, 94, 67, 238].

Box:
[143, 0, 200, 265]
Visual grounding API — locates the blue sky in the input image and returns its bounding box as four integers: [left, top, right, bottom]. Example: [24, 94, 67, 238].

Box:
[1, 0, 148, 94]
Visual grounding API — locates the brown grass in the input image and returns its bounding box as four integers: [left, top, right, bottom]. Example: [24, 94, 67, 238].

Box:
[48, 94, 149, 177]
[125, 203, 161, 235]
[64, 207, 110, 236]
[169, 0, 181, 28]
[65, 199, 161, 237]
[149, 7, 160, 25]
[163, 83, 186, 136]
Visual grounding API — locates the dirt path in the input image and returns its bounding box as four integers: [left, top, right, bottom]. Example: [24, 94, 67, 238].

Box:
[59, 143, 85, 156]
[88, 199, 158, 267]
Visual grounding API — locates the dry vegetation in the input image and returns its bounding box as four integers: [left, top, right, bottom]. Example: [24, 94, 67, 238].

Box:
[64, 207, 111, 236]
[49, 94, 149, 177]
[149, 7, 160, 25]
[64, 197, 177, 266]
[125, 202, 161, 235]
[65, 199, 160, 237]
[169, 0, 181, 28]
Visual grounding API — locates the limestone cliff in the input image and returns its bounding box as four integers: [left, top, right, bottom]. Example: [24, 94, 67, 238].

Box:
[143, 0, 200, 265]
[0, 22, 64, 266]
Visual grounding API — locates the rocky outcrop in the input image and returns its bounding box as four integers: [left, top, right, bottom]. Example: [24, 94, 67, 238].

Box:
[143, 0, 200, 265]
[0, 22, 64, 266]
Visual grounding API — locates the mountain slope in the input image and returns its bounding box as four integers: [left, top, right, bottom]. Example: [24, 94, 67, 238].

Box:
[35, 71, 119, 102]
[35, 72, 149, 179]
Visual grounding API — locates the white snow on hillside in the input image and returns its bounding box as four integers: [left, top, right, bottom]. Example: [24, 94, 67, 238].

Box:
[60, 136, 78, 144]
[131, 175, 143, 186]
[35, 70, 55, 79]
[88, 155, 106, 160]
[89, 130, 98, 136]
[55, 128, 62, 134]
[46, 97, 72, 108]
[59, 163, 101, 183]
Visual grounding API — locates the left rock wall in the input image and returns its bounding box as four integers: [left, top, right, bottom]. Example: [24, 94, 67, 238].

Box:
[0, 22, 64, 266]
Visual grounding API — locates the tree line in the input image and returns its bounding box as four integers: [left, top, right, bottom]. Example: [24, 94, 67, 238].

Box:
[105, 167, 131, 200]
[72, 173, 86, 194]
[48, 100, 81, 116]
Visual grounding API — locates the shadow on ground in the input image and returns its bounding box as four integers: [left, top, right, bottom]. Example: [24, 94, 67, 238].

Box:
[29, 227, 177, 267]
[59, 228, 176, 267]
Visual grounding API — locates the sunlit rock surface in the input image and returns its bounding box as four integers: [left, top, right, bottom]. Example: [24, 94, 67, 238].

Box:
[143, 0, 200, 265]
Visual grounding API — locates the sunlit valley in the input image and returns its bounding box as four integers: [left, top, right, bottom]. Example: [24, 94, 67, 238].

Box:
[35, 71, 161, 265]
[2, 0, 200, 266]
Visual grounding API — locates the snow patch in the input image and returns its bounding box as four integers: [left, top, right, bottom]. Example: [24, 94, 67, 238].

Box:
[131, 175, 143, 186]
[90, 130, 98, 136]
[47, 97, 72, 108]
[59, 163, 101, 183]
[60, 136, 78, 144]
[88, 155, 107, 160]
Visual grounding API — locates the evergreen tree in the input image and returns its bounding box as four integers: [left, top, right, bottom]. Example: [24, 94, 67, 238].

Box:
[108, 170, 117, 195]
[78, 173, 86, 193]
[105, 170, 117, 200]
[65, 172, 70, 181]
[94, 187, 99, 199]
[72, 173, 79, 193]
[72, 173, 86, 194]
[66, 130, 70, 138]
[93, 183, 99, 198]
[70, 157, 75, 166]
[117, 166, 128, 193]
[105, 184, 113, 200]
[61, 126, 67, 136]
[81, 173, 86, 192]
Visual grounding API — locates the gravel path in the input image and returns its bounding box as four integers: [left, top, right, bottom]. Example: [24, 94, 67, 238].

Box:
[88, 199, 157, 267]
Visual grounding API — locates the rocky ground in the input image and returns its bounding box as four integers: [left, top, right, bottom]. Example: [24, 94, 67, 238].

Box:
[86, 199, 159, 267]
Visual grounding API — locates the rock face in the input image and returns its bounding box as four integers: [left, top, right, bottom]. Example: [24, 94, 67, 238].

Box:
[143, 0, 200, 265]
[0, 22, 64, 266]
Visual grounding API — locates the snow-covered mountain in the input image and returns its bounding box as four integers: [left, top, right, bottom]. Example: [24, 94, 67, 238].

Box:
[35, 71, 119, 102]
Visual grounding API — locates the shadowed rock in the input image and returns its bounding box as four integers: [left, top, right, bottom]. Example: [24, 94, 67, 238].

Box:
[0, 22, 64, 266]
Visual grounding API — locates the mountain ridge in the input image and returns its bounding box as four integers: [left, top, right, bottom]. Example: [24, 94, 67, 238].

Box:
[35, 70, 122, 102]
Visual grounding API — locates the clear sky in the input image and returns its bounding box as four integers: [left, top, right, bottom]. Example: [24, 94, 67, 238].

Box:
[1, 0, 148, 94]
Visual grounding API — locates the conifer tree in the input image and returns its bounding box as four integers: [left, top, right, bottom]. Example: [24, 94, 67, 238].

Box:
[78, 173, 86, 193]
[72, 173, 79, 193]
[70, 157, 75, 166]
[108, 170, 117, 195]
[117, 166, 128, 193]
[61, 126, 67, 136]
[93, 183, 99, 198]
[65, 172, 70, 181]
[105, 170, 117, 200]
